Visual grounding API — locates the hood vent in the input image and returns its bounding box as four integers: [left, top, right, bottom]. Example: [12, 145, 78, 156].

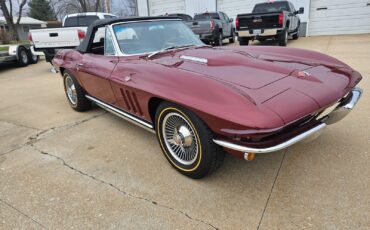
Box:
[180, 55, 208, 64]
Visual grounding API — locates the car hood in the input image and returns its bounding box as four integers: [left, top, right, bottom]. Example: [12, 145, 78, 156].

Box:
[149, 46, 361, 124]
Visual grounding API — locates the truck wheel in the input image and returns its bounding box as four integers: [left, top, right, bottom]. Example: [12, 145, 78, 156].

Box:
[229, 29, 236, 43]
[278, 29, 288, 46]
[155, 102, 225, 179]
[239, 37, 249, 46]
[17, 47, 29, 67]
[214, 33, 223, 46]
[29, 54, 39, 64]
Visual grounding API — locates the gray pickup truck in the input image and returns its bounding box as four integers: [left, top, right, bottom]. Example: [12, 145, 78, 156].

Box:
[190, 12, 235, 46]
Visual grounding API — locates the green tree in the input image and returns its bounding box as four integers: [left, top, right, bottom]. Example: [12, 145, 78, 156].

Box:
[28, 0, 56, 21]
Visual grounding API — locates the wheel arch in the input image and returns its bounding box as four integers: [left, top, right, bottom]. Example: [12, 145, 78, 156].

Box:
[148, 96, 164, 126]
[286, 20, 290, 29]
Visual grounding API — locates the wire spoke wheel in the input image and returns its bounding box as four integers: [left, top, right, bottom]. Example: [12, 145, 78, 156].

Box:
[65, 75, 77, 105]
[162, 112, 199, 165]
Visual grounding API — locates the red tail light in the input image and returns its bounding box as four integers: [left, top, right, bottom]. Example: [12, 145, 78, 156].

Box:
[236, 17, 239, 29]
[278, 12, 284, 25]
[28, 33, 33, 42]
[77, 30, 86, 41]
[210, 20, 215, 30]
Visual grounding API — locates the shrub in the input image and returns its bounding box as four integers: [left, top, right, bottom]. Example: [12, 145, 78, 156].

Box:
[0, 30, 11, 44]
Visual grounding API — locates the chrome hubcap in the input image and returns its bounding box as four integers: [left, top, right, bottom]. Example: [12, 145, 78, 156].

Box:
[65, 75, 77, 105]
[162, 112, 198, 165]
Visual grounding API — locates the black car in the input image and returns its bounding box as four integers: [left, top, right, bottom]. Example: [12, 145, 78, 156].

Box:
[236, 1, 304, 46]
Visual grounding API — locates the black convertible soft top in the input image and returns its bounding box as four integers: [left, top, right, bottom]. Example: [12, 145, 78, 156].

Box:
[76, 16, 179, 53]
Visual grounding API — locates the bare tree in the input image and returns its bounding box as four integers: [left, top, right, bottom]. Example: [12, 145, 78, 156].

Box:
[51, 0, 104, 19]
[111, 0, 137, 17]
[0, 0, 28, 41]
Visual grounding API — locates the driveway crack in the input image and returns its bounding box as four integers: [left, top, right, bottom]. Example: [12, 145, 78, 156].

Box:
[256, 150, 287, 230]
[30, 144, 218, 230]
[0, 198, 49, 229]
[27, 112, 107, 145]
[0, 120, 41, 131]
[0, 112, 106, 157]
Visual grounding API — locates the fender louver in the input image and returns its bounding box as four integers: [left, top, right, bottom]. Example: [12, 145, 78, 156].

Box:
[119, 88, 143, 116]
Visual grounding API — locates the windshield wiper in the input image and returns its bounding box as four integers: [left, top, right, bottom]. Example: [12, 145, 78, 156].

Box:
[147, 44, 206, 59]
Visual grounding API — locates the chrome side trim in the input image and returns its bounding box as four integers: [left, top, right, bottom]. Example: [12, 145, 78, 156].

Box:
[213, 123, 326, 154]
[180, 55, 208, 64]
[85, 95, 155, 134]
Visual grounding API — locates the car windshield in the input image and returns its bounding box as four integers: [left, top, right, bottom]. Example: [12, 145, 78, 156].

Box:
[252, 2, 289, 13]
[194, 13, 220, 20]
[112, 20, 203, 55]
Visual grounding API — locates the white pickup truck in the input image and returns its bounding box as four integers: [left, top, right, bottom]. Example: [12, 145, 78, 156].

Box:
[29, 12, 117, 62]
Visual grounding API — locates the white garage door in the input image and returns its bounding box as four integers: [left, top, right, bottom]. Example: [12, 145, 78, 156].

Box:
[217, 0, 264, 21]
[148, 0, 185, 16]
[185, 0, 216, 18]
[309, 0, 370, 36]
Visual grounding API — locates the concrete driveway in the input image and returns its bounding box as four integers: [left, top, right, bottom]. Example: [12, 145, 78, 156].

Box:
[1, 35, 369, 229]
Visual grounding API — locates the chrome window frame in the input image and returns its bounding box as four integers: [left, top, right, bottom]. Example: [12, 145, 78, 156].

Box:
[107, 19, 203, 57]
[104, 26, 119, 56]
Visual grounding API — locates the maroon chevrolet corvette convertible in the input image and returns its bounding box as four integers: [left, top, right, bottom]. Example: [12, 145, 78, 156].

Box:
[51, 17, 363, 178]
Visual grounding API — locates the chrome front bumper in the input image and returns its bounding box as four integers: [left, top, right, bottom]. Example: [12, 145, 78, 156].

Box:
[213, 87, 363, 154]
[324, 87, 363, 124]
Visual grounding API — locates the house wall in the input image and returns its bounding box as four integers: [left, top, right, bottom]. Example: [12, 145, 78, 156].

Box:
[18, 24, 43, 41]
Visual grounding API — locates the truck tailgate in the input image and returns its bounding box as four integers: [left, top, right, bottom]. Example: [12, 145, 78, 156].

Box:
[237, 12, 281, 30]
[30, 27, 85, 49]
[191, 20, 213, 35]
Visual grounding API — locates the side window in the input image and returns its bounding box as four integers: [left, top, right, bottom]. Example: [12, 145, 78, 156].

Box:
[64, 17, 78, 27]
[105, 28, 116, 55]
[289, 3, 295, 12]
[220, 13, 226, 22]
[89, 27, 105, 55]
[224, 13, 230, 22]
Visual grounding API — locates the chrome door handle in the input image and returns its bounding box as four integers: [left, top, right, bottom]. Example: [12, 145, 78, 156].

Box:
[76, 63, 84, 71]
[124, 75, 131, 82]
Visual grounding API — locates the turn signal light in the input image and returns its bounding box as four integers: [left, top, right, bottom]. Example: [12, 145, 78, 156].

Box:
[244, 152, 256, 161]
[77, 30, 86, 41]
[236, 17, 239, 29]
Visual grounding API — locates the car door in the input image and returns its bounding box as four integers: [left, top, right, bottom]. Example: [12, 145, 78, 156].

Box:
[289, 2, 298, 31]
[105, 23, 152, 120]
[76, 27, 118, 104]
[220, 12, 230, 36]
[223, 12, 233, 36]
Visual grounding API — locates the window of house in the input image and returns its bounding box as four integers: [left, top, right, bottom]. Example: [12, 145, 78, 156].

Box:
[23, 26, 29, 32]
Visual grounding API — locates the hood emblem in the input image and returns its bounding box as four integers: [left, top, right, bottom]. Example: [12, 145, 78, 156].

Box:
[298, 71, 311, 77]
[180, 55, 208, 64]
